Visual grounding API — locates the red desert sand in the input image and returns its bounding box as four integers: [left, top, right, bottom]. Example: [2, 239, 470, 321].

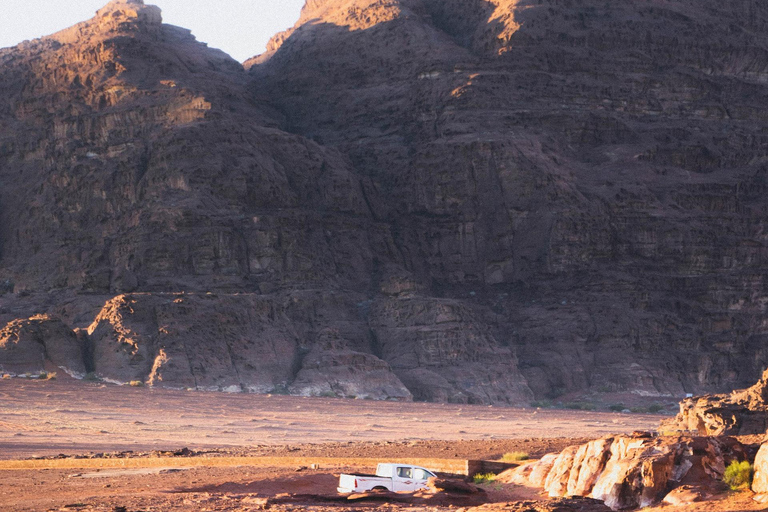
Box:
[4, 379, 762, 512]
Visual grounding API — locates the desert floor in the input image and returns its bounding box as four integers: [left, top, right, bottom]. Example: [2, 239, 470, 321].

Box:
[0, 379, 762, 512]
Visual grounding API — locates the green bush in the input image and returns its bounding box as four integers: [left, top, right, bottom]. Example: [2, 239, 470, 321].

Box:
[723, 460, 753, 490]
[647, 403, 664, 413]
[608, 404, 626, 412]
[530, 400, 553, 408]
[473, 473, 496, 484]
[501, 452, 530, 462]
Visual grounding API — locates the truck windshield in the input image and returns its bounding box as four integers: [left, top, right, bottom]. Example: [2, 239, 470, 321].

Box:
[412, 468, 434, 480]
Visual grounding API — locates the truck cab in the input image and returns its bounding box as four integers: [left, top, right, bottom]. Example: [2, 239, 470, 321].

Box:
[384, 464, 436, 491]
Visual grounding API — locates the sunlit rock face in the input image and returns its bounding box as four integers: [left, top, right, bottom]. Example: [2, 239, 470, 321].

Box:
[504, 433, 749, 510]
[3, 0, 768, 401]
[661, 367, 768, 436]
[0, 0, 372, 296]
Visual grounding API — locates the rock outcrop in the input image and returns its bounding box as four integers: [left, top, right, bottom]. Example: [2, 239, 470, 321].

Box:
[4, 0, 768, 401]
[661, 367, 768, 435]
[0, 315, 86, 376]
[502, 434, 745, 510]
[752, 443, 768, 494]
[85, 292, 410, 397]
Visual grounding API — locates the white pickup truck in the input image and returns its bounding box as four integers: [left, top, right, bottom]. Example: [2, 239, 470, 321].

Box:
[337, 463, 436, 493]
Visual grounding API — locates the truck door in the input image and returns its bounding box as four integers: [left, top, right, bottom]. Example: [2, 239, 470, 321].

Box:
[393, 466, 415, 491]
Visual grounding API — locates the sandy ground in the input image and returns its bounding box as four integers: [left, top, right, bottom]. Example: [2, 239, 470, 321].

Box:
[2, 379, 763, 512]
[0, 379, 660, 459]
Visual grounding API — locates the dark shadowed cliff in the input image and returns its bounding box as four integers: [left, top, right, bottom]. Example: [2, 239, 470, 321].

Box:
[2, 0, 768, 404]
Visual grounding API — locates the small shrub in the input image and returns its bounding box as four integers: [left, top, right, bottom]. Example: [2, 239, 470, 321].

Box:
[530, 400, 553, 408]
[40, 371, 56, 380]
[128, 380, 144, 387]
[647, 403, 664, 413]
[608, 404, 626, 412]
[2, 374, 11, 379]
[723, 461, 753, 490]
[501, 452, 530, 462]
[473, 473, 496, 484]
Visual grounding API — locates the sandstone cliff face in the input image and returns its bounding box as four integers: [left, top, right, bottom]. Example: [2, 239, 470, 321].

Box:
[84, 291, 415, 398]
[0, 0, 375, 295]
[248, 0, 768, 398]
[0, 0, 537, 403]
[504, 434, 747, 510]
[3, 0, 768, 402]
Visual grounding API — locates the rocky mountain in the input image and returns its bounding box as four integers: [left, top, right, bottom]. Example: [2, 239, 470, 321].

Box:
[2, 0, 768, 404]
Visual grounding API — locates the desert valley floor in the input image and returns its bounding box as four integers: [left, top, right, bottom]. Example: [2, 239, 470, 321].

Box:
[1, 378, 765, 512]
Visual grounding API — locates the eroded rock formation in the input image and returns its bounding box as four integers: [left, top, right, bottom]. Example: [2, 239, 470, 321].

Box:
[0, 315, 86, 376]
[3, 0, 768, 401]
[503, 434, 746, 510]
[661, 367, 768, 435]
[752, 443, 768, 494]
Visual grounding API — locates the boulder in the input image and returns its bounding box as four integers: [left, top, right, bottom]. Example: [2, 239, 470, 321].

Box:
[505, 434, 745, 510]
[752, 443, 768, 494]
[544, 445, 580, 498]
[661, 367, 768, 435]
[0, 315, 85, 376]
[661, 485, 706, 506]
[502, 453, 559, 487]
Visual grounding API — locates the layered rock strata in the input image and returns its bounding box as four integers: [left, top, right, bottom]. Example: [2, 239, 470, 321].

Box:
[503, 434, 747, 510]
[4, 0, 768, 401]
[248, 0, 768, 399]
